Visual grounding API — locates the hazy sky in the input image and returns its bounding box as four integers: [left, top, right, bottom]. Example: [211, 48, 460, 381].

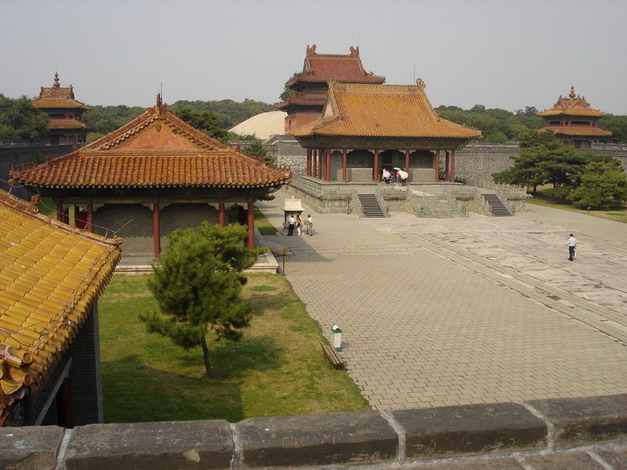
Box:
[2, 0, 626, 115]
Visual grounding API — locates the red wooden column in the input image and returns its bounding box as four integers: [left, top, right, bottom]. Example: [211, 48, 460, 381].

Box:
[152, 202, 161, 257]
[373, 150, 379, 182]
[450, 150, 456, 182]
[306, 148, 312, 176]
[434, 150, 440, 182]
[342, 149, 347, 182]
[325, 149, 331, 181]
[313, 149, 318, 179]
[444, 151, 450, 181]
[405, 150, 410, 172]
[86, 204, 94, 232]
[246, 201, 255, 249]
[218, 202, 226, 227]
[56, 203, 64, 221]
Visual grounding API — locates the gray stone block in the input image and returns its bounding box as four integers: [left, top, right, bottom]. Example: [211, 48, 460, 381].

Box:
[391, 403, 546, 459]
[405, 458, 524, 469]
[528, 394, 627, 447]
[0, 426, 63, 470]
[64, 420, 232, 470]
[235, 411, 398, 468]
[522, 451, 605, 469]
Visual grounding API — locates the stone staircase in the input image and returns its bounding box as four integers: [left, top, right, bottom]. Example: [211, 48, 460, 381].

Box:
[357, 193, 386, 217]
[481, 193, 513, 216]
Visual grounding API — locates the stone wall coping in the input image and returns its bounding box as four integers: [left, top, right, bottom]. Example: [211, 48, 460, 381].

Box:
[0, 394, 625, 469]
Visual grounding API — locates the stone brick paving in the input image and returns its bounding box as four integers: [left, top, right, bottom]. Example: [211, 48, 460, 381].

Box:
[257, 191, 627, 411]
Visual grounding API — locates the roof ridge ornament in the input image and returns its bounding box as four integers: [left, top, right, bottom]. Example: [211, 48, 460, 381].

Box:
[53, 72, 60, 88]
[416, 78, 426, 91]
[569, 86, 576, 99]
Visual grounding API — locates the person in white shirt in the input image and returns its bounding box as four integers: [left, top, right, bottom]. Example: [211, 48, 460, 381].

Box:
[565, 234, 577, 261]
[288, 215, 296, 236]
[307, 214, 313, 236]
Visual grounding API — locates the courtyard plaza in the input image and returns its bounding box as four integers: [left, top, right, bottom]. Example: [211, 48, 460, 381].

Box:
[256, 188, 627, 411]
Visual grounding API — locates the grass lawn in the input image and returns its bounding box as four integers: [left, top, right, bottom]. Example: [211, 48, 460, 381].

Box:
[99, 273, 369, 423]
[526, 195, 627, 223]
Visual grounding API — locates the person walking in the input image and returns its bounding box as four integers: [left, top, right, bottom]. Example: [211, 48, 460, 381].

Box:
[307, 214, 313, 236]
[296, 215, 302, 236]
[565, 233, 577, 261]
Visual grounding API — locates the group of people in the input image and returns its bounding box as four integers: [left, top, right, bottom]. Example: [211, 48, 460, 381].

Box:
[382, 168, 408, 186]
[287, 214, 313, 236]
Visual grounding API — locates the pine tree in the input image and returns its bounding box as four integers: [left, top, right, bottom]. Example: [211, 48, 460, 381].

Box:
[141, 222, 263, 377]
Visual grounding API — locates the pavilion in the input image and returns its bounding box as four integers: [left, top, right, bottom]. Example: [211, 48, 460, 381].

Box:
[32, 73, 92, 146]
[0, 189, 121, 427]
[290, 79, 482, 184]
[277, 45, 386, 132]
[538, 86, 611, 149]
[11, 96, 292, 263]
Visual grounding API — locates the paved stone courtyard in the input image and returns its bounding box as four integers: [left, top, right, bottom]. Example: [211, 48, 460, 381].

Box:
[257, 189, 627, 411]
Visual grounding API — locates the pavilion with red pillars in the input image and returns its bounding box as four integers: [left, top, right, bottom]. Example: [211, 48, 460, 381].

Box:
[290, 80, 482, 184]
[537, 86, 611, 149]
[11, 96, 291, 262]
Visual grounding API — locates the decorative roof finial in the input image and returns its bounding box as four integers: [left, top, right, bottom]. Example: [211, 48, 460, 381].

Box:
[53, 72, 60, 88]
[569, 86, 576, 99]
[156, 93, 163, 109]
[416, 78, 426, 90]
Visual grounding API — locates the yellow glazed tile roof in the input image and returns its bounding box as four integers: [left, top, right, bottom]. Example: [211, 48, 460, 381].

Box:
[0, 190, 121, 424]
[290, 80, 482, 139]
[537, 87, 607, 118]
[539, 126, 612, 137]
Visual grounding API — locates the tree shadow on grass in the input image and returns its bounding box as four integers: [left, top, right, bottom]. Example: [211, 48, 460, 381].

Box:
[102, 335, 282, 424]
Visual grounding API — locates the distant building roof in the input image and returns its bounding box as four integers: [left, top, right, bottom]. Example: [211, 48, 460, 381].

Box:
[285, 45, 385, 88]
[31, 73, 91, 111]
[229, 111, 287, 140]
[11, 96, 292, 189]
[290, 80, 482, 139]
[538, 86, 607, 118]
[0, 189, 121, 423]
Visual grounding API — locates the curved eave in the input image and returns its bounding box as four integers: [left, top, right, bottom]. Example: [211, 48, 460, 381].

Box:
[9, 181, 292, 190]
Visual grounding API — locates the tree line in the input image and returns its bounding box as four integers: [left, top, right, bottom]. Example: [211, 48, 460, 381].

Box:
[2, 94, 627, 146]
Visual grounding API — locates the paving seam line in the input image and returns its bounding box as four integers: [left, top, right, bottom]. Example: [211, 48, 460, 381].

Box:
[398, 233, 627, 344]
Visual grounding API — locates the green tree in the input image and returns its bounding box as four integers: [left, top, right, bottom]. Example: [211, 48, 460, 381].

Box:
[492, 130, 563, 193]
[140, 223, 263, 377]
[241, 141, 275, 165]
[173, 106, 228, 142]
[599, 114, 627, 144]
[0, 94, 49, 141]
[568, 160, 627, 209]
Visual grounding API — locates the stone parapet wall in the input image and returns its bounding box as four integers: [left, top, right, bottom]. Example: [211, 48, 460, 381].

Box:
[1, 394, 625, 469]
[0, 144, 74, 199]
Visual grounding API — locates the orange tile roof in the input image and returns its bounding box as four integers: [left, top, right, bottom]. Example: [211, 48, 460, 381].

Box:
[537, 108, 607, 117]
[0, 190, 121, 423]
[286, 45, 385, 87]
[11, 97, 292, 189]
[33, 74, 91, 110]
[47, 119, 90, 130]
[32, 99, 91, 110]
[276, 90, 328, 110]
[539, 127, 612, 137]
[290, 80, 482, 139]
